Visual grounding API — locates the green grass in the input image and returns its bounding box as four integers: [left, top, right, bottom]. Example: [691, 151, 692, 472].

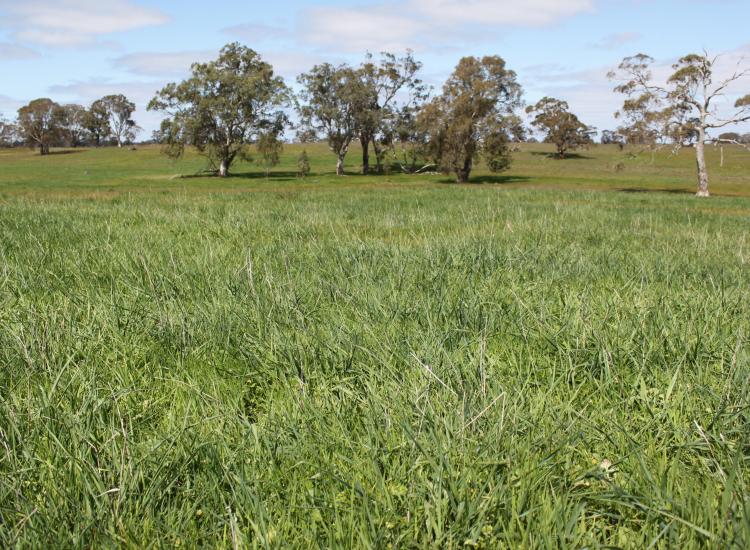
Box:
[1, 143, 750, 548]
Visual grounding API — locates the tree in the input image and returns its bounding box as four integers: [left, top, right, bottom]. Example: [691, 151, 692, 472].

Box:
[84, 100, 112, 146]
[718, 132, 741, 142]
[354, 51, 427, 174]
[297, 150, 311, 178]
[382, 105, 432, 174]
[255, 132, 283, 178]
[96, 95, 138, 147]
[526, 97, 595, 159]
[419, 56, 523, 183]
[297, 63, 362, 176]
[149, 43, 289, 177]
[609, 52, 750, 197]
[601, 129, 625, 148]
[60, 104, 89, 147]
[0, 115, 19, 147]
[17, 98, 64, 155]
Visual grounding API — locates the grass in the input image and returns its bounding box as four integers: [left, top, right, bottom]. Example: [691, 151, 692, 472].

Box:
[1, 143, 750, 547]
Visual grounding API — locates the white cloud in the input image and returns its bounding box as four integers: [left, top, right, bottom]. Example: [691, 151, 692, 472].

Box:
[47, 79, 161, 104]
[113, 50, 216, 77]
[301, 0, 595, 53]
[0, 0, 169, 46]
[222, 22, 290, 42]
[0, 42, 39, 60]
[302, 6, 427, 52]
[410, 0, 595, 26]
[588, 31, 642, 50]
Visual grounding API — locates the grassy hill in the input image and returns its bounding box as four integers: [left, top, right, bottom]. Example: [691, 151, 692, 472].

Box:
[1, 143, 750, 547]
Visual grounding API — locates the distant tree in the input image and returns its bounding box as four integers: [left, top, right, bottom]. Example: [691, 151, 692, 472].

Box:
[297, 149, 311, 178]
[526, 97, 595, 159]
[382, 106, 432, 174]
[611, 86, 666, 150]
[84, 100, 112, 146]
[95, 95, 138, 147]
[255, 132, 283, 177]
[355, 51, 427, 174]
[419, 56, 523, 183]
[718, 132, 741, 142]
[149, 43, 289, 177]
[601, 129, 625, 148]
[0, 115, 19, 147]
[610, 52, 750, 197]
[297, 63, 362, 176]
[59, 104, 89, 147]
[17, 98, 64, 155]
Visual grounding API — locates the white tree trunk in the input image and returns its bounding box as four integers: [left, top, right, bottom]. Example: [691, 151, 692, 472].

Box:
[695, 130, 709, 197]
[336, 155, 345, 176]
[219, 158, 229, 177]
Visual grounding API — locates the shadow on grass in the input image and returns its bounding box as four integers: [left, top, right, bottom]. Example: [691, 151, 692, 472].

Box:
[438, 175, 533, 185]
[179, 171, 300, 181]
[530, 152, 595, 160]
[47, 149, 87, 156]
[617, 187, 694, 195]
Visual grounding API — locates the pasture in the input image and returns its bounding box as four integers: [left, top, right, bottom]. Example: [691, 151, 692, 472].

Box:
[1, 143, 750, 548]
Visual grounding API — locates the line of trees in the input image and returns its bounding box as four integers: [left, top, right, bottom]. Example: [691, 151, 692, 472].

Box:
[5, 44, 750, 196]
[147, 43, 594, 183]
[1, 94, 139, 154]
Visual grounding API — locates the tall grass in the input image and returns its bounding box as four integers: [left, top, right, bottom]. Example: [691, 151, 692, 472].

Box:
[1, 148, 750, 547]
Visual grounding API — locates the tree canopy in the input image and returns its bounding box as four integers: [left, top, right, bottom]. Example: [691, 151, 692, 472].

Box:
[17, 98, 64, 155]
[610, 52, 750, 196]
[419, 56, 523, 183]
[149, 43, 290, 177]
[526, 97, 595, 158]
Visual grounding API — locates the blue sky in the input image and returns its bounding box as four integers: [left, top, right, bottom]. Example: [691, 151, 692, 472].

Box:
[2, 0, 749, 137]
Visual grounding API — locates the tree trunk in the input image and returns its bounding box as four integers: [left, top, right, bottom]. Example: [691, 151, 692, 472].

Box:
[720, 146, 724, 168]
[40, 143, 49, 155]
[455, 158, 472, 183]
[336, 155, 346, 176]
[695, 132, 709, 197]
[360, 134, 370, 175]
[373, 142, 384, 174]
[219, 158, 229, 177]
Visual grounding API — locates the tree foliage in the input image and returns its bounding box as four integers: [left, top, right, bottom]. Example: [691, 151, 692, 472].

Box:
[17, 98, 64, 155]
[297, 150, 311, 178]
[355, 51, 428, 174]
[255, 132, 283, 177]
[149, 43, 289, 177]
[95, 95, 138, 147]
[296, 63, 363, 176]
[610, 52, 750, 196]
[419, 56, 523, 183]
[526, 97, 595, 159]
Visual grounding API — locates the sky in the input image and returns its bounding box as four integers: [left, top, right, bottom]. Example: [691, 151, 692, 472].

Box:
[2, 0, 750, 138]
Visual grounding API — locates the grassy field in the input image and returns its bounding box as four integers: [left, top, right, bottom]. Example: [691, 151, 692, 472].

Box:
[1, 143, 750, 548]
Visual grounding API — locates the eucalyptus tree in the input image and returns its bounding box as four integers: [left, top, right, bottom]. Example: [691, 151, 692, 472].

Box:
[83, 101, 112, 146]
[419, 56, 523, 183]
[149, 43, 289, 177]
[95, 95, 138, 147]
[0, 115, 19, 147]
[355, 51, 427, 174]
[296, 63, 363, 176]
[526, 97, 595, 158]
[60, 104, 89, 146]
[610, 52, 750, 197]
[17, 98, 64, 155]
